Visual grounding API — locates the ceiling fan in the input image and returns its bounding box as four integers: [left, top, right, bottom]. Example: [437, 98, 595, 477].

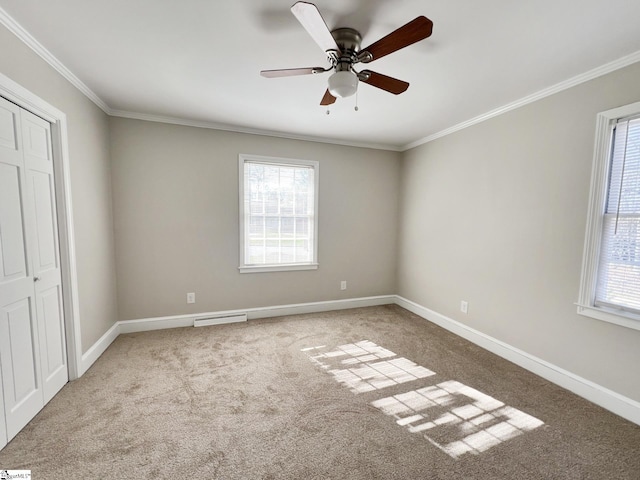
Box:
[260, 2, 434, 106]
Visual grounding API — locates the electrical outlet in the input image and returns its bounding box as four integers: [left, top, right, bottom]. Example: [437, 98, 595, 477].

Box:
[340, 280, 347, 290]
[187, 292, 196, 304]
[460, 301, 468, 314]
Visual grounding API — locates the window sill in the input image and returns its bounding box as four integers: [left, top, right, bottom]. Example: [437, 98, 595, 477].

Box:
[576, 303, 640, 331]
[239, 263, 319, 274]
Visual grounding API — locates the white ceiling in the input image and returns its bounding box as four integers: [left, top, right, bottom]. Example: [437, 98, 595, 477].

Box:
[2, 0, 640, 150]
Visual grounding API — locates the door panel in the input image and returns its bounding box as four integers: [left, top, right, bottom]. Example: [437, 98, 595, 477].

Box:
[5, 299, 38, 401]
[22, 119, 50, 162]
[30, 171, 57, 273]
[0, 104, 17, 150]
[0, 163, 28, 281]
[37, 284, 67, 403]
[0, 297, 43, 439]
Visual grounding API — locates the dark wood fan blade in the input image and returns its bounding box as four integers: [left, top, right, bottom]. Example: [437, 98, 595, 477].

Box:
[291, 2, 340, 53]
[261, 67, 326, 78]
[360, 16, 433, 62]
[320, 89, 336, 105]
[360, 70, 409, 94]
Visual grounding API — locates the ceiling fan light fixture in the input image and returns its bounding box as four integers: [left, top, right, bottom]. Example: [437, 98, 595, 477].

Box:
[328, 70, 359, 98]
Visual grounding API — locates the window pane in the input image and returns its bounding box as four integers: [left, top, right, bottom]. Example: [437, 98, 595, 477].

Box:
[242, 158, 317, 268]
[295, 239, 310, 262]
[281, 192, 294, 215]
[249, 216, 264, 236]
[248, 240, 264, 264]
[264, 165, 279, 185]
[596, 117, 640, 313]
[265, 239, 280, 263]
[247, 163, 264, 185]
[296, 217, 309, 236]
[596, 214, 640, 312]
[606, 120, 640, 215]
[295, 168, 310, 189]
[265, 191, 279, 214]
[295, 193, 308, 214]
[249, 200, 263, 215]
[281, 216, 294, 236]
[281, 239, 295, 263]
[265, 216, 279, 237]
[280, 167, 294, 190]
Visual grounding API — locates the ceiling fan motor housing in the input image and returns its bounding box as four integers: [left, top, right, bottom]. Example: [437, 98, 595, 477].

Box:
[329, 28, 365, 70]
[327, 28, 363, 97]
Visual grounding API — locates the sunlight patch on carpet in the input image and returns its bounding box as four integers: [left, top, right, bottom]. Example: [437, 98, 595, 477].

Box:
[372, 380, 544, 459]
[303, 341, 435, 393]
[302, 341, 544, 459]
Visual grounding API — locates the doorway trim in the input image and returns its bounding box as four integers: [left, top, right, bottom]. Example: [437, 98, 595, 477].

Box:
[0, 72, 82, 380]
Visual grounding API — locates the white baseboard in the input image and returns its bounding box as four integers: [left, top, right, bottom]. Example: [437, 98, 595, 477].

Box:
[81, 295, 396, 372]
[118, 313, 193, 333]
[394, 296, 640, 426]
[79, 321, 120, 376]
[77, 294, 639, 426]
[243, 295, 396, 319]
[117, 294, 396, 334]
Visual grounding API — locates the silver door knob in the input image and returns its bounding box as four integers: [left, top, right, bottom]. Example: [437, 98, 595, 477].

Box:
[33, 276, 40, 282]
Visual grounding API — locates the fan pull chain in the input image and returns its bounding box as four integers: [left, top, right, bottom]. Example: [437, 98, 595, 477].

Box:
[354, 90, 359, 112]
[326, 109, 330, 115]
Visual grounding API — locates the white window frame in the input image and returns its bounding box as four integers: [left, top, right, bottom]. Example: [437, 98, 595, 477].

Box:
[577, 100, 640, 331]
[238, 154, 319, 273]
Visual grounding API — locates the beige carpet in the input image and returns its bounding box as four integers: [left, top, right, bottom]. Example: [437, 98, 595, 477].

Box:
[1, 305, 639, 479]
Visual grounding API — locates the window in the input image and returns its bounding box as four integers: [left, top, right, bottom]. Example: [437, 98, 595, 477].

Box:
[578, 101, 640, 331]
[239, 154, 319, 273]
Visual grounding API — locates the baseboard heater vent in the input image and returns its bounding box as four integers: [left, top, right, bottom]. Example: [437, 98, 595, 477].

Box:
[193, 313, 247, 327]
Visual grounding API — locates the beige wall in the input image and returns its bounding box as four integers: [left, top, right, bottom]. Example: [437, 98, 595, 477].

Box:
[398, 62, 640, 401]
[0, 25, 118, 352]
[109, 118, 400, 320]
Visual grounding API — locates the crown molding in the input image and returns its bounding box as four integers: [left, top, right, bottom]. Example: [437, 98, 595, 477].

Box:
[2, 5, 639, 154]
[402, 49, 640, 151]
[0, 5, 399, 151]
[108, 109, 403, 151]
[0, 6, 111, 114]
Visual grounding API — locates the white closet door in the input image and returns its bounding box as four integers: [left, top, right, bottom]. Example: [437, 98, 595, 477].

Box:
[0, 98, 44, 441]
[21, 109, 68, 404]
[0, 98, 68, 445]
